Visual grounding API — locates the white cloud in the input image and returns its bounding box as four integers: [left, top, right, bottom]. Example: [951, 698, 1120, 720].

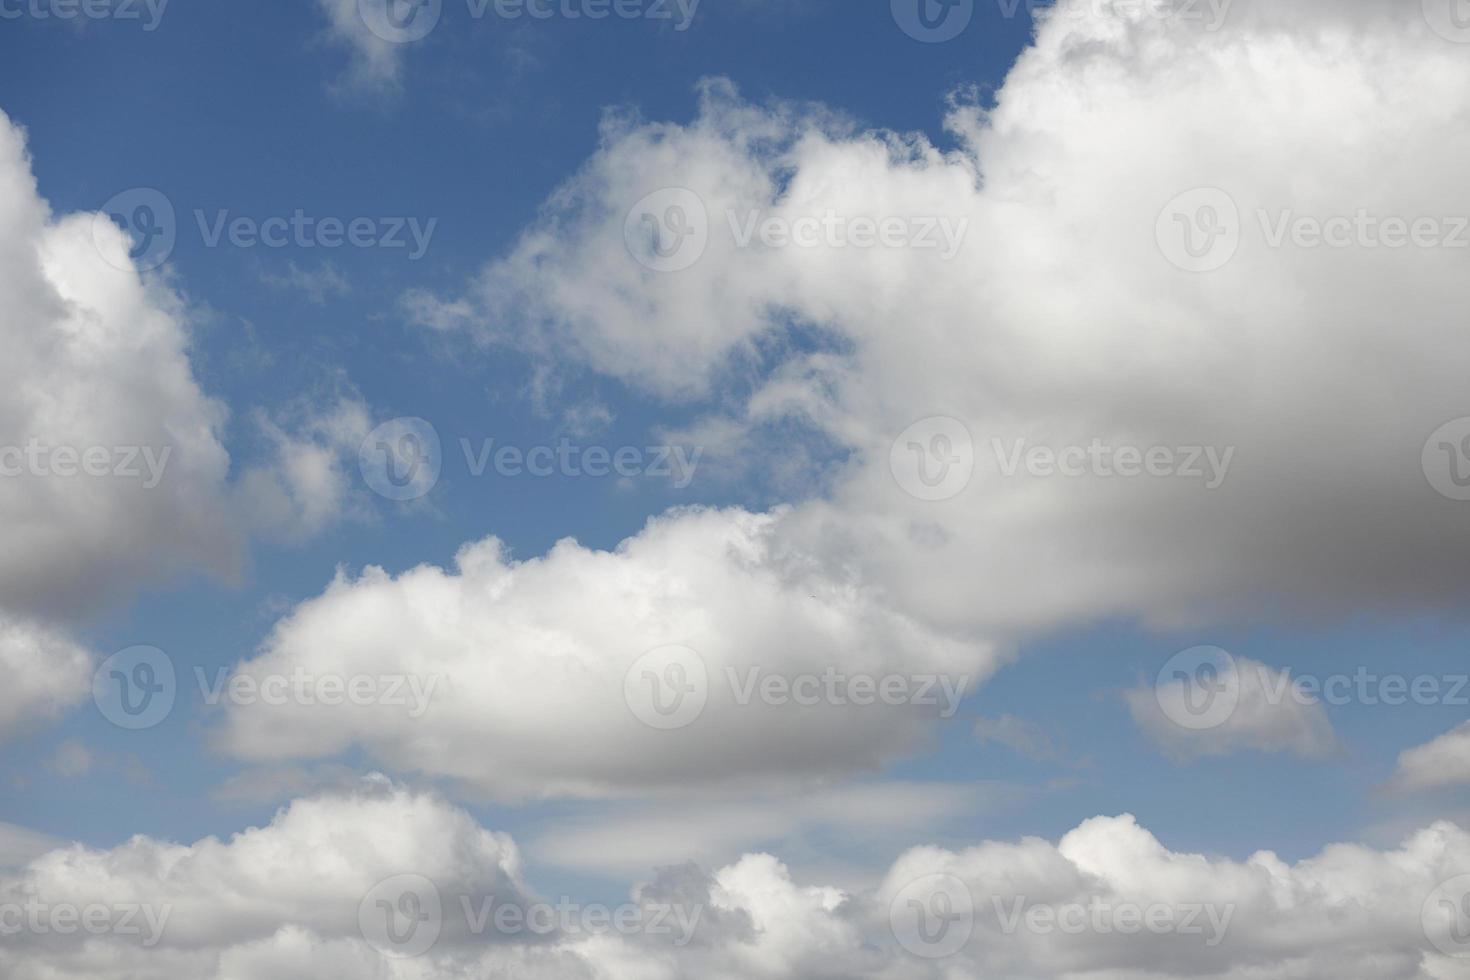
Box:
[0, 109, 385, 743]
[1, 784, 1467, 980]
[212, 506, 996, 799]
[0, 614, 93, 746]
[0, 111, 238, 622]
[1126, 654, 1342, 761]
[316, 0, 412, 91]
[236, 396, 374, 540]
[1395, 722, 1470, 792]
[410, 0, 1470, 645]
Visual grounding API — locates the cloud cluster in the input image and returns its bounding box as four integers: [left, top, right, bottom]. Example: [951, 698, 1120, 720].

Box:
[1, 783, 1466, 980]
[411, 0, 1470, 644]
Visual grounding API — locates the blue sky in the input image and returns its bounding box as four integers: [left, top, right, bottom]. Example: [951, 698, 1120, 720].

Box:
[2, 1, 1470, 976]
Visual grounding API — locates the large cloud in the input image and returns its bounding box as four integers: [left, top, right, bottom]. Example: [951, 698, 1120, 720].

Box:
[212, 506, 994, 799]
[408, 0, 1470, 643]
[1, 784, 1467, 980]
[0, 111, 237, 621]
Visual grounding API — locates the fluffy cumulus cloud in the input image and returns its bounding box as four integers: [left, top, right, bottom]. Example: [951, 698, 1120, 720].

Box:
[1, 783, 1467, 980]
[212, 506, 994, 799]
[0, 615, 92, 746]
[0, 106, 385, 740]
[408, 0, 1470, 644]
[1395, 722, 1470, 792]
[0, 111, 237, 622]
